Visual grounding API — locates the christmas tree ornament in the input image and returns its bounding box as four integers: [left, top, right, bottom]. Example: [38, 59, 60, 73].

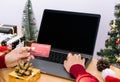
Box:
[116, 56, 120, 63]
[110, 21, 116, 30]
[117, 34, 120, 37]
[31, 22, 36, 25]
[115, 3, 120, 9]
[116, 38, 120, 44]
[114, 10, 120, 17]
[117, 44, 120, 49]
[115, 4, 120, 18]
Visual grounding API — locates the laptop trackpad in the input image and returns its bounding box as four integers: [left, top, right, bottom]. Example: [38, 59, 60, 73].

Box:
[30, 58, 74, 80]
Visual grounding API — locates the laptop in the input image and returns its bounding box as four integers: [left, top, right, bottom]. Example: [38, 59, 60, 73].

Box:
[30, 9, 101, 80]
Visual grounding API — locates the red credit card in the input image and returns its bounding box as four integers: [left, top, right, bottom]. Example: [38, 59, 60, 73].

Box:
[30, 43, 51, 57]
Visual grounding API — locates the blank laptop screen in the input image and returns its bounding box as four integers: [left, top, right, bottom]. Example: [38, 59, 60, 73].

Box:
[37, 9, 101, 55]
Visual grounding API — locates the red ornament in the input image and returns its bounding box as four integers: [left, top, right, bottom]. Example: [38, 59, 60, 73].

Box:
[116, 39, 120, 44]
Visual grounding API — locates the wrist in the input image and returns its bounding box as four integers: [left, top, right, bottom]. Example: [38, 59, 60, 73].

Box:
[70, 64, 86, 78]
[5, 53, 15, 67]
[5, 54, 10, 67]
[0, 54, 7, 68]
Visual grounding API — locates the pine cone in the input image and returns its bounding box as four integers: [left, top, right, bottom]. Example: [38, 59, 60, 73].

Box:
[15, 61, 33, 76]
[97, 59, 110, 72]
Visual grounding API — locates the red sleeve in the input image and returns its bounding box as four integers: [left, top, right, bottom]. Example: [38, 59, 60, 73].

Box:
[0, 54, 7, 68]
[70, 64, 99, 82]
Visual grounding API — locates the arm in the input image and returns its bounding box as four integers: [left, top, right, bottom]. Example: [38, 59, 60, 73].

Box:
[0, 47, 34, 68]
[64, 53, 99, 82]
[70, 64, 99, 82]
[0, 46, 8, 68]
[0, 55, 7, 68]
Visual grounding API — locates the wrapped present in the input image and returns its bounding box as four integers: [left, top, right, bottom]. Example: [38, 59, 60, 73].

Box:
[0, 24, 17, 34]
[9, 68, 40, 82]
[9, 62, 40, 82]
[0, 34, 24, 50]
[2, 24, 17, 34]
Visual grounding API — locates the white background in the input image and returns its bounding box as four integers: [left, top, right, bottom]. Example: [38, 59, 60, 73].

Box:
[0, 0, 119, 58]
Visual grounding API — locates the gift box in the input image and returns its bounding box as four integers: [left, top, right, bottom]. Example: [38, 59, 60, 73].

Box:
[2, 24, 17, 34]
[9, 68, 40, 82]
[0, 34, 24, 49]
[0, 24, 17, 34]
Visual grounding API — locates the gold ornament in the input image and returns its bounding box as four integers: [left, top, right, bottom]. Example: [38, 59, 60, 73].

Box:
[116, 56, 120, 63]
[110, 21, 116, 30]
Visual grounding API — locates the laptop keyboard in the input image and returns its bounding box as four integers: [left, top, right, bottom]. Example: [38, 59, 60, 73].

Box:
[35, 51, 89, 65]
[48, 51, 67, 64]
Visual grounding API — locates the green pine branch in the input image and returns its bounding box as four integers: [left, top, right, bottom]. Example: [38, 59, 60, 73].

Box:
[97, 3, 120, 64]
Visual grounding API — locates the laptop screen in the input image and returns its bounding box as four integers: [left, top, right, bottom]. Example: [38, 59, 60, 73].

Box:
[37, 9, 101, 55]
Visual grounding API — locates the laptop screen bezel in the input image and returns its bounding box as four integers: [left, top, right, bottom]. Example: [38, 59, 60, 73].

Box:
[37, 9, 101, 55]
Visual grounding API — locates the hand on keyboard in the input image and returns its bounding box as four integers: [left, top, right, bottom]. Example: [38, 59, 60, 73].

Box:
[64, 53, 85, 73]
[35, 51, 89, 67]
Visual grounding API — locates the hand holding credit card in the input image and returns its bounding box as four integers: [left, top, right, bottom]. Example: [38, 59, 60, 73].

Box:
[30, 43, 51, 57]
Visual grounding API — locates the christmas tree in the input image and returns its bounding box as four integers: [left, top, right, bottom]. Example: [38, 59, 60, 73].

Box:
[97, 3, 120, 65]
[22, 0, 38, 41]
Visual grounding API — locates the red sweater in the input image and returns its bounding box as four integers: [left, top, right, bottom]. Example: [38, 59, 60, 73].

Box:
[0, 46, 8, 68]
[70, 64, 99, 82]
[0, 55, 7, 68]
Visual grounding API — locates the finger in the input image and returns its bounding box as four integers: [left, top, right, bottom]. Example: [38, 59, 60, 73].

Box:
[30, 55, 35, 60]
[20, 47, 30, 54]
[25, 52, 30, 57]
[25, 47, 31, 52]
[77, 54, 84, 61]
[78, 54, 81, 56]
[82, 58, 85, 65]
[67, 53, 72, 60]
[23, 56, 31, 62]
[26, 56, 31, 61]
[74, 54, 77, 56]
[64, 60, 67, 64]
[26, 55, 35, 61]
[63, 60, 67, 67]
[23, 47, 31, 52]
[74, 54, 78, 57]
[20, 52, 30, 59]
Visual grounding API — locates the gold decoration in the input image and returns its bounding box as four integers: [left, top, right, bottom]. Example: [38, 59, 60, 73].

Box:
[9, 68, 41, 82]
[15, 61, 33, 76]
[116, 56, 120, 62]
[110, 20, 116, 30]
